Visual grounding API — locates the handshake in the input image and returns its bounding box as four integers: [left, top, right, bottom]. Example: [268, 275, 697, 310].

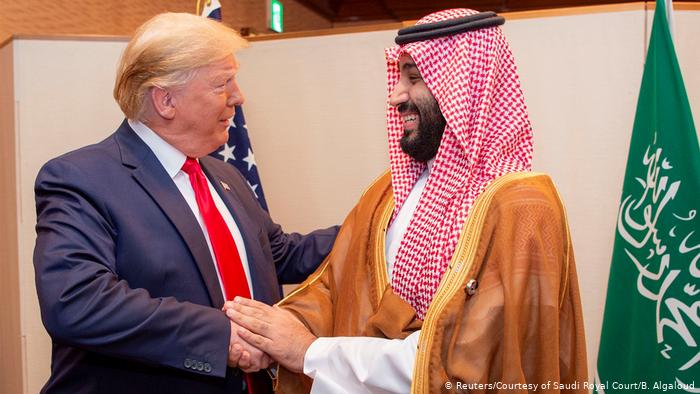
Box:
[223, 297, 315, 374]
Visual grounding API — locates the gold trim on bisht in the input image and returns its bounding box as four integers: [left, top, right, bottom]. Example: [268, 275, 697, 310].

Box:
[411, 172, 541, 393]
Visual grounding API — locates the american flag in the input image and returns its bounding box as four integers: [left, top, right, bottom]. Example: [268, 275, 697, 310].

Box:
[201, 0, 269, 212]
[199, 0, 222, 19]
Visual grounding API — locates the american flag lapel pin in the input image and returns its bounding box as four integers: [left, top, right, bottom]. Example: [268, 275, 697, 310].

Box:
[220, 181, 231, 191]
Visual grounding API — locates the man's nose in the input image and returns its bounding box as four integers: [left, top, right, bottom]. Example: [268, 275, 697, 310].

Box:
[227, 81, 245, 106]
[389, 81, 408, 107]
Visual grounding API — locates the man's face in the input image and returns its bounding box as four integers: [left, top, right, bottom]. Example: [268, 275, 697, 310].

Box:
[169, 54, 243, 157]
[389, 53, 446, 162]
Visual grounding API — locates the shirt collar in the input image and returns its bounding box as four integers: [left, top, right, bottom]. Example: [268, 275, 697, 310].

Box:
[128, 119, 188, 179]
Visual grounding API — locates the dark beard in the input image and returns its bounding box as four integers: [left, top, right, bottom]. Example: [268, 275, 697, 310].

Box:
[398, 99, 446, 162]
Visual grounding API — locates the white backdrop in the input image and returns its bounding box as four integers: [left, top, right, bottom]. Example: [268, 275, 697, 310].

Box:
[4, 6, 699, 392]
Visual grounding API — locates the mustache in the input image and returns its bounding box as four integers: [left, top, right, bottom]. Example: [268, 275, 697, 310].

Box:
[397, 101, 419, 115]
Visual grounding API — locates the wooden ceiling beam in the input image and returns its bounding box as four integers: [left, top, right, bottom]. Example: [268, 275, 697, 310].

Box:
[294, 0, 336, 20]
[311, 0, 697, 24]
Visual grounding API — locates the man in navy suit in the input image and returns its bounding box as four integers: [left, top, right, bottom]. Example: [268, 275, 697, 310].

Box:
[32, 12, 337, 394]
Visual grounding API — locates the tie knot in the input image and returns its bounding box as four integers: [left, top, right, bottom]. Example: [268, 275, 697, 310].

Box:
[181, 157, 202, 175]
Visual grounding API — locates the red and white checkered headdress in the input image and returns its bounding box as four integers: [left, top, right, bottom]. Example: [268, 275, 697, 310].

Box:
[386, 8, 534, 319]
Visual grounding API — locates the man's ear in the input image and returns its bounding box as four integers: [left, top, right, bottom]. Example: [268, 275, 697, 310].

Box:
[150, 86, 176, 120]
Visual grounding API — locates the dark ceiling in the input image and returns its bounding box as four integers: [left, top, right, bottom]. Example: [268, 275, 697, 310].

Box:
[295, 0, 684, 23]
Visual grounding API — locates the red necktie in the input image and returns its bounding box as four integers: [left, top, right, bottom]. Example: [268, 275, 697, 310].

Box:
[181, 158, 251, 300]
[182, 159, 261, 394]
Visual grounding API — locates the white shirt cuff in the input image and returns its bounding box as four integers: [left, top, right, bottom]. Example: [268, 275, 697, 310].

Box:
[303, 331, 421, 394]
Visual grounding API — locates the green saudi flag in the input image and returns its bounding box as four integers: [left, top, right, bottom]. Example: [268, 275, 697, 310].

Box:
[596, 0, 700, 392]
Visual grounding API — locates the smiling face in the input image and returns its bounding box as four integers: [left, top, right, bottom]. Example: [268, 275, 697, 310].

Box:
[150, 54, 244, 158]
[389, 53, 446, 162]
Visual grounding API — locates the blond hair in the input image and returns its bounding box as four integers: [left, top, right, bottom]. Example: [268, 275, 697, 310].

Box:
[114, 12, 248, 120]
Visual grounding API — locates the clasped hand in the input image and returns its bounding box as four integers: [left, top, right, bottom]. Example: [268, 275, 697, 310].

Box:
[223, 297, 316, 373]
[226, 317, 271, 372]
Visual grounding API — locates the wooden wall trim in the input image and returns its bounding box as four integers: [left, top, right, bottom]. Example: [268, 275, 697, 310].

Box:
[1, 34, 129, 49]
[504, 1, 645, 20]
[248, 21, 405, 41]
[0, 41, 24, 394]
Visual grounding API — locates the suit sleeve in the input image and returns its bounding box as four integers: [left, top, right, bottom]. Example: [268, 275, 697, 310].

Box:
[265, 221, 339, 285]
[225, 167, 339, 284]
[33, 158, 231, 377]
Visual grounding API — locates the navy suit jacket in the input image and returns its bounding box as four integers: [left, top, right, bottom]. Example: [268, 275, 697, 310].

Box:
[33, 120, 338, 393]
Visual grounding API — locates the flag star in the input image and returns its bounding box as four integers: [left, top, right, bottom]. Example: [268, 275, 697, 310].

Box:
[229, 115, 236, 128]
[246, 181, 259, 199]
[243, 148, 257, 171]
[218, 143, 236, 163]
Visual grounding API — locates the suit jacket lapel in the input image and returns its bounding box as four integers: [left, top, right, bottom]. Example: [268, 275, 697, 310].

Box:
[115, 121, 225, 307]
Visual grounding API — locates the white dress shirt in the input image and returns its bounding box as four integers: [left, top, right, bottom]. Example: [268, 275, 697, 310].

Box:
[303, 161, 433, 393]
[129, 120, 254, 297]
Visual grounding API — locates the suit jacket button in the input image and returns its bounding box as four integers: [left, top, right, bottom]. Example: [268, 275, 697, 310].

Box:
[184, 359, 192, 368]
[196, 361, 204, 371]
[204, 363, 212, 373]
